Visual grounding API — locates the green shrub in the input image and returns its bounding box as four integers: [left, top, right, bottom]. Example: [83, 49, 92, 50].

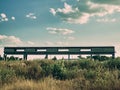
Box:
[52, 63, 65, 79]
[64, 60, 79, 70]
[0, 67, 16, 85]
[52, 56, 57, 61]
[1, 59, 120, 89]
[52, 61, 79, 80]
[4, 61, 43, 80]
[105, 59, 120, 70]
[40, 60, 54, 77]
[14, 65, 27, 78]
[26, 65, 42, 80]
[84, 70, 96, 80]
[79, 60, 96, 69]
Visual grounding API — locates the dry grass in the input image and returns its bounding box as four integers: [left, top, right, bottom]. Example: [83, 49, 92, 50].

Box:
[1, 77, 73, 90]
[1, 59, 120, 90]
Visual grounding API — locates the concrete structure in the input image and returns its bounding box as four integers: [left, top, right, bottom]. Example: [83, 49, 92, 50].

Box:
[4, 46, 115, 60]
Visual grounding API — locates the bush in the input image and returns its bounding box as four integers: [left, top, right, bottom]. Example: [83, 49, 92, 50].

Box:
[105, 59, 120, 70]
[52, 56, 57, 61]
[1, 59, 120, 89]
[14, 65, 27, 78]
[26, 64, 42, 80]
[79, 60, 97, 69]
[40, 60, 54, 77]
[52, 63, 65, 79]
[0, 67, 16, 85]
[64, 60, 79, 70]
[52, 61, 80, 80]
[84, 70, 96, 80]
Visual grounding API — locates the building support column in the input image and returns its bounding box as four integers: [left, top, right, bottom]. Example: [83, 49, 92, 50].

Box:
[45, 54, 48, 59]
[112, 53, 115, 59]
[90, 54, 93, 60]
[4, 54, 7, 61]
[23, 54, 27, 60]
[68, 54, 70, 60]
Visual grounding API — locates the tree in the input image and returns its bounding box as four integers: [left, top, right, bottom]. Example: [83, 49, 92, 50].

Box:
[52, 56, 57, 61]
[78, 55, 82, 59]
[100, 56, 109, 61]
[0, 55, 3, 60]
[9, 56, 15, 60]
[44, 55, 48, 59]
[92, 55, 109, 61]
[92, 55, 100, 60]
[78, 55, 85, 59]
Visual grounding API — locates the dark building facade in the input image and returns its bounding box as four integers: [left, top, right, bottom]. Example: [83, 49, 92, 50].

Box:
[4, 46, 115, 60]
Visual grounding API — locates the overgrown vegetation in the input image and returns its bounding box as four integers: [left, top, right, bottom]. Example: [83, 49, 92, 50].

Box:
[1, 58, 120, 90]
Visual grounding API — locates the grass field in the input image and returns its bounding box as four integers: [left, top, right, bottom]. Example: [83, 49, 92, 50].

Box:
[1, 58, 120, 90]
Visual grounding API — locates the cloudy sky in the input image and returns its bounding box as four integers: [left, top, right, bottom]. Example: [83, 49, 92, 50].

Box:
[0, 0, 120, 57]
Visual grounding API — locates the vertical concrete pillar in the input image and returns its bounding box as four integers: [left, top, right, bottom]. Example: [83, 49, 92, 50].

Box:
[68, 54, 70, 60]
[45, 54, 48, 59]
[90, 54, 92, 60]
[4, 54, 7, 61]
[23, 54, 27, 60]
[112, 53, 115, 59]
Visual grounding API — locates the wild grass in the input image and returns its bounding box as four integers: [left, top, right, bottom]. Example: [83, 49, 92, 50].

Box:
[1, 77, 73, 90]
[1, 59, 120, 90]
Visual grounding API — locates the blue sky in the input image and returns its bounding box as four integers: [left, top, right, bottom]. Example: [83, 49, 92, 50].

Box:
[0, 0, 120, 56]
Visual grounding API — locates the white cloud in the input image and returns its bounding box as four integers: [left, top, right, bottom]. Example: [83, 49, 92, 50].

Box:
[87, 1, 120, 17]
[64, 36, 75, 40]
[4, 18, 8, 21]
[1, 13, 6, 18]
[114, 43, 120, 57]
[50, 2, 78, 16]
[0, 34, 37, 57]
[0, 48, 4, 56]
[97, 18, 116, 23]
[0, 13, 16, 22]
[67, 36, 75, 40]
[0, 35, 22, 46]
[26, 13, 37, 19]
[46, 27, 74, 35]
[0, 13, 8, 22]
[0, 35, 7, 39]
[50, 8, 56, 16]
[67, 13, 90, 24]
[0, 35, 35, 47]
[11, 16, 15, 20]
[0, 34, 36, 55]
[45, 41, 68, 46]
[9, 36, 22, 44]
[50, 2, 90, 24]
[50, 1, 120, 24]
[57, 3, 75, 14]
[27, 41, 34, 45]
[56, 41, 68, 45]
[45, 41, 54, 46]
